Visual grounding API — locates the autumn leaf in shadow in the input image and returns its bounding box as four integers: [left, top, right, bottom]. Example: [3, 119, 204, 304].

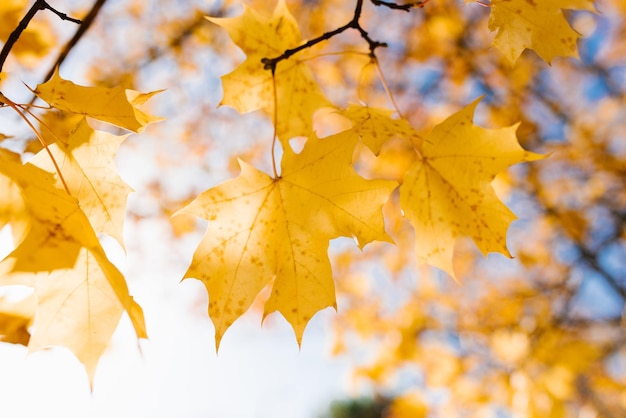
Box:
[400, 99, 544, 278]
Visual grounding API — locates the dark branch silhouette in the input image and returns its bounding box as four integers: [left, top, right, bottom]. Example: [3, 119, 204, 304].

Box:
[260, 0, 426, 73]
[0, 0, 82, 72]
[41, 0, 109, 83]
[371, 0, 430, 11]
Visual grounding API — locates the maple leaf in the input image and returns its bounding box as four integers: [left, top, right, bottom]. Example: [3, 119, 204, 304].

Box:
[34, 68, 163, 132]
[342, 104, 422, 155]
[27, 111, 83, 153]
[0, 150, 146, 384]
[0, 150, 27, 237]
[21, 247, 141, 385]
[208, 0, 332, 142]
[177, 131, 396, 347]
[399, 99, 544, 278]
[1, 245, 146, 386]
[486, 0, 595, 64]
[30, 118, 133, 247]
[0, 149, 96, 271]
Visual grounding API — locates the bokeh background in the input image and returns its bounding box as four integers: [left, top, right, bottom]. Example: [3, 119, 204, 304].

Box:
[1, 0, 625, 416]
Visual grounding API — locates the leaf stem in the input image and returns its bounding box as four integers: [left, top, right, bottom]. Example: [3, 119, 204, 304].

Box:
[372, 59, 424, 155]
[374, 58, 405, 119]
[356, 59, 375, 104]
[270, 69, 279, 179]
[0, 94, 71, 195]
[39, 0, 108, 86]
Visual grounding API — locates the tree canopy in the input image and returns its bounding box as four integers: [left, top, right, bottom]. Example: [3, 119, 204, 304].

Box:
[1, 0, 625, 416]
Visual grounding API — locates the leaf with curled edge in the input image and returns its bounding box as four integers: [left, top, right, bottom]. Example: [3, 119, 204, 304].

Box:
[207, 0, 332, 143]
[34, 68, 163, 132]
[399, 99, 545, 278]
[177, 131, 396, 348]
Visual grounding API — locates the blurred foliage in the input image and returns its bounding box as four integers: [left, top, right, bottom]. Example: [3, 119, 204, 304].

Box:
[1, 0, 624, 416]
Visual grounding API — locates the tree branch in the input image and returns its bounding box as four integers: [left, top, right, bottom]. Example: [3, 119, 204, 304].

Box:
[370, 0, 430, 12]
[40, 0, 108, 84]
[0, 0, 81, 72]
[532, 181, 626, 302]
[261, 0, 392, 72]
[0, 1, 44, 72]
[578, 244, 626, 301]
[42, 2, 82, 24]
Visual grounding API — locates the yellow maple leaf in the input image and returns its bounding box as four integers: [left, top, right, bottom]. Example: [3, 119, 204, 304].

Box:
[1, 245, 146, 386]
[34, 68, 163, 132]
[22, 247, 141, 385]
[399, 99, 544, 278]
[26, 110, 83, 153]
[0, 150, 146, 384]
[487, 0, 596, 64]
[0, 150, 96, 271]
[0, 150, 26, 235]
[208, 0, 332, 142]
[342, 104, 422, 155]
[30, 118, 132, 247]
[177, 131, 396, 347]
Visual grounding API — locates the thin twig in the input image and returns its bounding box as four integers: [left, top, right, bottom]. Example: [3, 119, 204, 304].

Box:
[374, 58, 405, 119]
[0, 0, 81, 72]
[370, 0, 430, 11]
[0, 1, 44, 72]
[527, 168, 626, 303]
[42, 2, 82, 24]
[578, 245, 626, 301]
[261, 0, 388, 72]
[39, 0, 108, 85]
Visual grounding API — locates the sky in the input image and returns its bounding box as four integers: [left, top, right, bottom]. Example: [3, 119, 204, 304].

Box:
[1, 1, 624, 417]
[0, 215, 359, 418]
[0, 2, 360, 415]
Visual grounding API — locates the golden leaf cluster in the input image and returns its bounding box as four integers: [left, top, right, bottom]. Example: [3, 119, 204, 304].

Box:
[2, 3, 622, 416]
[0, 72, 160, 385]
[178, 1, 545, 348]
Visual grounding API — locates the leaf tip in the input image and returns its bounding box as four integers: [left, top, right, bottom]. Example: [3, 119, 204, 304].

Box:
[214, 328, 226, 354]
[524, 150, 548, 162]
